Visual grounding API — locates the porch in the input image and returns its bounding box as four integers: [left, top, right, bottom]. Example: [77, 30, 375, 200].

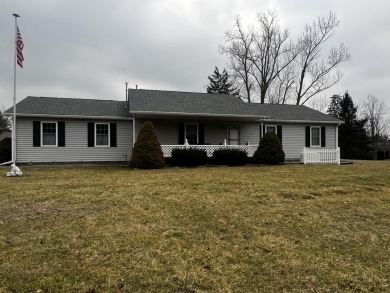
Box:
[161, 140, 258, 157]
[301, 147, 341, 165]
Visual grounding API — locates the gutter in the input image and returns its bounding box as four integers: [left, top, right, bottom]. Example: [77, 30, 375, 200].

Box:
[129, 110, 269, 120]
[3, 113, 133, 121]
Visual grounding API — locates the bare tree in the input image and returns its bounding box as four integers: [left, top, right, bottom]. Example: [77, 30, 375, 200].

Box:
[267, 63, 295, 104]
[362, 95, 389, 158]
[219, 17, 255, 102]
[294, 11, 350, 105]
[249, 11, 298, 104]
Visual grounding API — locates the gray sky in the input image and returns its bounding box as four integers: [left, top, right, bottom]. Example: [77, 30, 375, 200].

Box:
[1, 0, 389, 114]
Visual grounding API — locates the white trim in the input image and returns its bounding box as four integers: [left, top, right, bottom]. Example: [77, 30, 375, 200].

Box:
[310, 126, 321, 147]
[95, 123, 110, 147]
[41, 121, 58, 147]
[4, 113, 133, 120]
[130, 110, 269, 119]
[185, 123, 198, 144]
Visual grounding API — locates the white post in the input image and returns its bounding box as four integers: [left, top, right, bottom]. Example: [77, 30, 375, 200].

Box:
[12, 14, 19, 165]
[223, 139, 227, 146]
[6, 13, 23, 176]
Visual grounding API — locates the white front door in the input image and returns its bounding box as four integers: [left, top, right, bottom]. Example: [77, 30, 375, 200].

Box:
[228, 124, 240, 145]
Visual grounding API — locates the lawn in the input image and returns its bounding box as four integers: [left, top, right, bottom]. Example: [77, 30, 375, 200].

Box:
[0, 161, 389, 292]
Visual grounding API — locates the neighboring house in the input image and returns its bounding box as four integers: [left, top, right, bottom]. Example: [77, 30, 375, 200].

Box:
[5, 89, 342, 164]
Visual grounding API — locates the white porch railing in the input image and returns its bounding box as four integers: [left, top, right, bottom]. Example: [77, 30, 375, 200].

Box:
[161, 142, 258, 157]
[301, 147, 340, 165]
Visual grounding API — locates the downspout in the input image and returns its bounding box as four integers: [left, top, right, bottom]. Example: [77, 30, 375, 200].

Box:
[260, 118, 264, 139]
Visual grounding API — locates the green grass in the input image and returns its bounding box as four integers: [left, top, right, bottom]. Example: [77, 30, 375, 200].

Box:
[0, 161, 389, 292]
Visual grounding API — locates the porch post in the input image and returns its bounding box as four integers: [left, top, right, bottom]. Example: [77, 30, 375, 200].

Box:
[336, 124, 339, 148]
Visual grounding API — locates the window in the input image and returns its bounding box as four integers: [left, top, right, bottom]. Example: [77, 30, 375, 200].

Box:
[42, 122, 57, 146]
[265, 125, 277, 134]
[311, 126, 321, 147]
[185, 124, 198, 144]
[96, 123, 109, 146]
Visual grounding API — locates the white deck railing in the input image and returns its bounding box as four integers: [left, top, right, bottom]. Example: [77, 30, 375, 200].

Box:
[161, 144, 258, 157]
[301, 147, 340, 165]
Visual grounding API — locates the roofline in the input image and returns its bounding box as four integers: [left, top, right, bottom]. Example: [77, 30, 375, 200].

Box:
[130, 110, 269, 119]
[264, 119, 344, 125]
[3, 113, 133, 120]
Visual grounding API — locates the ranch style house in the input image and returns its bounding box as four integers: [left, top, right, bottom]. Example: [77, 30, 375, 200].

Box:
[5, 89, 342, 164]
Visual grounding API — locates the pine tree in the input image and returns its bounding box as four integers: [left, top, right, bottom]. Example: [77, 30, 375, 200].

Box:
[130, 121, 165, 169]
[327, 92, 370, 159]
[206, 67, 238, 96]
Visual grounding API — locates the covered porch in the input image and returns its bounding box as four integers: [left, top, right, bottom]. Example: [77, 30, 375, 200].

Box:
[161, 140, 258, 157]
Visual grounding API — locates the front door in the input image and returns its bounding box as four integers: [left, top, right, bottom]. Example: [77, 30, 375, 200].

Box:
[228, 124, 240, 145]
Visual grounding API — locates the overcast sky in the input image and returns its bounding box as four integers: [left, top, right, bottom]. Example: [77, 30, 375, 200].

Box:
[1, 0, 389, 114]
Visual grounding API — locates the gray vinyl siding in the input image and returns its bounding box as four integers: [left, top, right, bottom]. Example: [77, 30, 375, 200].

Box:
[241, 123, 260, 145]
[282, 124, 337, 160]
[16, 118, 132, 163]
[282, 124, 305, 160]
[205, 123, 227, 145]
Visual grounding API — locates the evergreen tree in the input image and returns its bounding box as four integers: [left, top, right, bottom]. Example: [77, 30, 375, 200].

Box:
[327, 92, 370, 159]
[206, 67, 238, 96]
[130, 121, 165, 169]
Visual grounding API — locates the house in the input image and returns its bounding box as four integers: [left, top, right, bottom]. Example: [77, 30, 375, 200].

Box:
[5, 89, 342, 164]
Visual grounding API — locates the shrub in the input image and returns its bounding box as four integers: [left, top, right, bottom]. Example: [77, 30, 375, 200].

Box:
[171, 148, 207, 167]
[377, 150, 385, 160]
[130, 121, 165, 169]
[385, 150, 390, 160]
[0, 137, 11, 163]
[212, 148, 248, 166]
[253, 132, 285, 165]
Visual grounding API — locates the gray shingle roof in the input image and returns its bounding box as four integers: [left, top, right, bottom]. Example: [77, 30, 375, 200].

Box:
[6, 96, 131, 118]
[129, 89, 341, 123]
[6, 90, 341, 123]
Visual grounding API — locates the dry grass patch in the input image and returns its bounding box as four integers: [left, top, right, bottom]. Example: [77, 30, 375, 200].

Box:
[0, 161, 389, 292]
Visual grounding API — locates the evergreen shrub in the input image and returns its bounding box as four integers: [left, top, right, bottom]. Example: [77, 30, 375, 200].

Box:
[212, 149, 248, 166]
[0, 137, 11, 163]
[253, 132, 285, 165]
[171, 148, 207, 167]
[377, 150, 385, 160]
[385, 150, 390, 160]
[130, 121, 165, 169]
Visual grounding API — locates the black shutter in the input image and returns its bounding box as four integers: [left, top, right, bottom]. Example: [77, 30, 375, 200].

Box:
[110, 123, 117, 147]
[198, 123, 205, 144]
[33, 121, 41, 147]
[261, 124, 266, 139]
[277, 125, 282, 144]
[88, 122, 94, 147]
[178, 123, 185, 144]
[305, 126, 311, 147]
[58, 121, 65, 147]
[321, 126, 326, 147]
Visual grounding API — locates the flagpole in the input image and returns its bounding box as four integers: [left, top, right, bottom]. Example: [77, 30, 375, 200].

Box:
[12, 14, 20, 164]
[7, 13, 23, 176]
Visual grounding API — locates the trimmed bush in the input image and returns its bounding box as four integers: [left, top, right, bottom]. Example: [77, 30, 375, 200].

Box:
[0, 137, 11, 163]
[385, 150, 390, 160]
[130, 121, 165, 169]
[253, 132, 285, 165]
[212, 149, 248, 166]
[171, 148, 207, 167]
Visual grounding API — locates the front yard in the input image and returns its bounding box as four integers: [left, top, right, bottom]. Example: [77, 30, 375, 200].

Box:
[0, 161, 389, 292]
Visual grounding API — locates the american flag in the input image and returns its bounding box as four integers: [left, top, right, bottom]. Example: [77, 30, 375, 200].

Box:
[16, 26, 24, 68]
